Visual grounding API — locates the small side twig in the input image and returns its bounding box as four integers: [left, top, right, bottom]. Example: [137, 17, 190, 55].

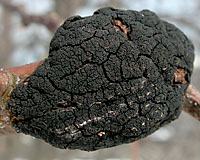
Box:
[0, 0, 63, 32]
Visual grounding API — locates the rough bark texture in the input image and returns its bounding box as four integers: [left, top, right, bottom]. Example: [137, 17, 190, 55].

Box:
[7, 8, 194, 151]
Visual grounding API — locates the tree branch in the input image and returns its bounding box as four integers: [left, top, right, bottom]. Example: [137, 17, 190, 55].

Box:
[0, 61, 44, 135]
[184, 85, 200, 121]
[0, 60, 200, 135]
[0, 0, 63, 32]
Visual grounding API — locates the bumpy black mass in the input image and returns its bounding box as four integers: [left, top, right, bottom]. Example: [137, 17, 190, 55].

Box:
[7, 8, 194, 151]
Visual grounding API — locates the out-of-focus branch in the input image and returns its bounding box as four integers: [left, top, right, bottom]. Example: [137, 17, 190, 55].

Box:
[184, 85, 200, 121]
[160, 14, 200, 35]
[0, 0, 63, 32]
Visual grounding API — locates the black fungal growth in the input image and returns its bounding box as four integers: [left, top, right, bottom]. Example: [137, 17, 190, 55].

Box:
[7, 8, 194, 151]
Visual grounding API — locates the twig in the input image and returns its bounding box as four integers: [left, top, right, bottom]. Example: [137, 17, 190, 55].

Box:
[131, 142, 140, 160]
[0, 70, 23, 135]
[0, 61, 200, 135]
[0, 60, 44, 135]
[0, 0, 63, 32]
[184, 85, 200, 121]
[5, 60, 44, 76]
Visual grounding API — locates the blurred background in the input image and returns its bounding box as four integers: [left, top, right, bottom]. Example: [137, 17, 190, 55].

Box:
[0, 0, 200, 160]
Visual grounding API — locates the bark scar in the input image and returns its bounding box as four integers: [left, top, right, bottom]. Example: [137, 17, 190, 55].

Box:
[174, 68, 186, 84]
[111, 20, 130, 36]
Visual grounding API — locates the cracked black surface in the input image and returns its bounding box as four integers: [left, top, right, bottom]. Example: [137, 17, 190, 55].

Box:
[7, 8, 194, 151]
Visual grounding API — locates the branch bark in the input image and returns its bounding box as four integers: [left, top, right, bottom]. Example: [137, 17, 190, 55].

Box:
[184, 85, 200, 121]
[0, 60, 200, 135]
[0, 0, 63, 32]
[0, 60, 44, 135]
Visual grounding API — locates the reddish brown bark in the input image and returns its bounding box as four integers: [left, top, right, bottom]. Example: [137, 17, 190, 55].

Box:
[5, 60, 44, 76]
[0, 61, 45, 134]
[184, 85, 200, 121]
[0, 61, 200, 135]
